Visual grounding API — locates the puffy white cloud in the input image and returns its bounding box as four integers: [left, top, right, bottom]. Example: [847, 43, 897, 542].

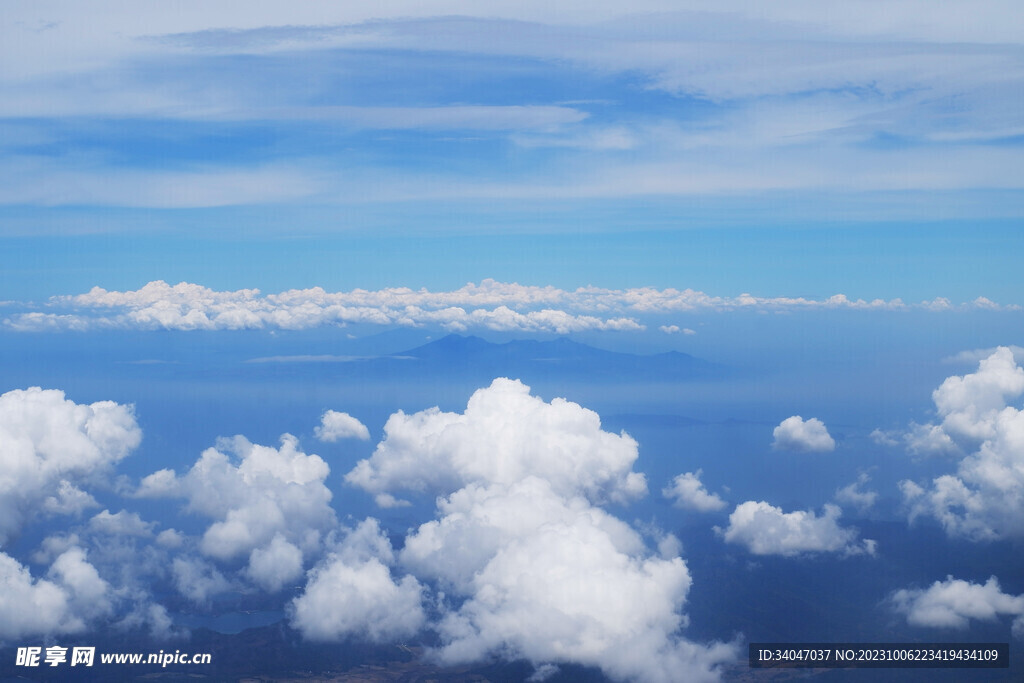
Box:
[342, 378, 735, 680]
[834, 473, 878, 513]
[315, 410, 370, 442]
[931, 346, 1024, 443]
[0, 552, 75, 639]
[172, 556, 233, 607]
[32, 533, 82, 565]
[900, 347, 1024, 540]
[892, 576, 1024, 636]
[720, 501, 875, 557]
[0, 387, 141, 542]
[772, 415, 836, 453]
[36, 514, 188, 639]
[372, 493, 411, 509]
[137, 434, 336, 588]
[290, 519, 425, 643]
[663, 470, 727, 512]
[346, 378, 647, 505]
[47, 547, 114, 624]
[290, 557, 425, 642]
[402, 478, 646, 594]
[402, 478, 736, 683]
[904, 422, 960, 456]
[5, 280, 645, 333]
[117, 603, 182, 641]
[88, 509, 155, 537]
[5, 280, 1011, 333]
[247, 534, 304, 593]
[869, 428, 901, 447]
[139, 434, 334, 558]
[156, 528, 186, 549]
[42, 480, 100, 516]
[659, 325, 696, 335]
[0, 547, 112, 640]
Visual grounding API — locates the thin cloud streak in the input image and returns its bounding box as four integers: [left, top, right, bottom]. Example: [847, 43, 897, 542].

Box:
[3, 5, 1024, 211]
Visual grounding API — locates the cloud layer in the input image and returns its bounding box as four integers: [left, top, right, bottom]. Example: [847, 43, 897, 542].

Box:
[4, 3, 1024, 211]
[4, 280, 1015, 333]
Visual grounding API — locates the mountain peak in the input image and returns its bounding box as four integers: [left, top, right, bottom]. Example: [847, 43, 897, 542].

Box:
[394, 334, 715, 381]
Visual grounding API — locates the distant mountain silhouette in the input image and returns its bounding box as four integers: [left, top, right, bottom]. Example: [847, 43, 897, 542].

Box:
[385, 334, 720, 381]
[236, 334, 721, 384]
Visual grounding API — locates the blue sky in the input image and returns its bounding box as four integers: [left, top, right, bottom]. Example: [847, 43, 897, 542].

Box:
[3, 1, 1024, 304]
[2, 3, 1024, 682]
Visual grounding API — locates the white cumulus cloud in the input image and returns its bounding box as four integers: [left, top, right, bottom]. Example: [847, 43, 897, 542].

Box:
[900, 347, 1024, 540]
[402, 477, 736, 683]
[720, 501, 875, 557]
[341, 378, 737, 681]
[42, 480, 100, 516]
[345, 378, 647, 506]
[315, 410, 370, 442]
[892, 576, 1024, 637]
[772, 415, 836, 453]
[663, 470, 727, 512]
[290, 519, 425, 643]
[931, 346, 1024, 444]
[137, 433, 336, 585]
[401, 478, 645, 594]
[0, 387, 141, 543]
[88, 509, 155, 537]
[247, 534, 304, 593]
[834, 473, 878, 513]
[0, 547, 112, 640]
[171, 556, 232, 607]
[291, 556, 425, 642]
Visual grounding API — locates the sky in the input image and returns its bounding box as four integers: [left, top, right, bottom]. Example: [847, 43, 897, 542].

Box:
[3, 0, 1024, 301]
[2, 2, 1024, 682]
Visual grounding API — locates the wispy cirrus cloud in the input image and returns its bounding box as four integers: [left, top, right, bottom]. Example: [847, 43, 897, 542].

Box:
[0, 157, 323, 209]
[3, 3, 1024, 213]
